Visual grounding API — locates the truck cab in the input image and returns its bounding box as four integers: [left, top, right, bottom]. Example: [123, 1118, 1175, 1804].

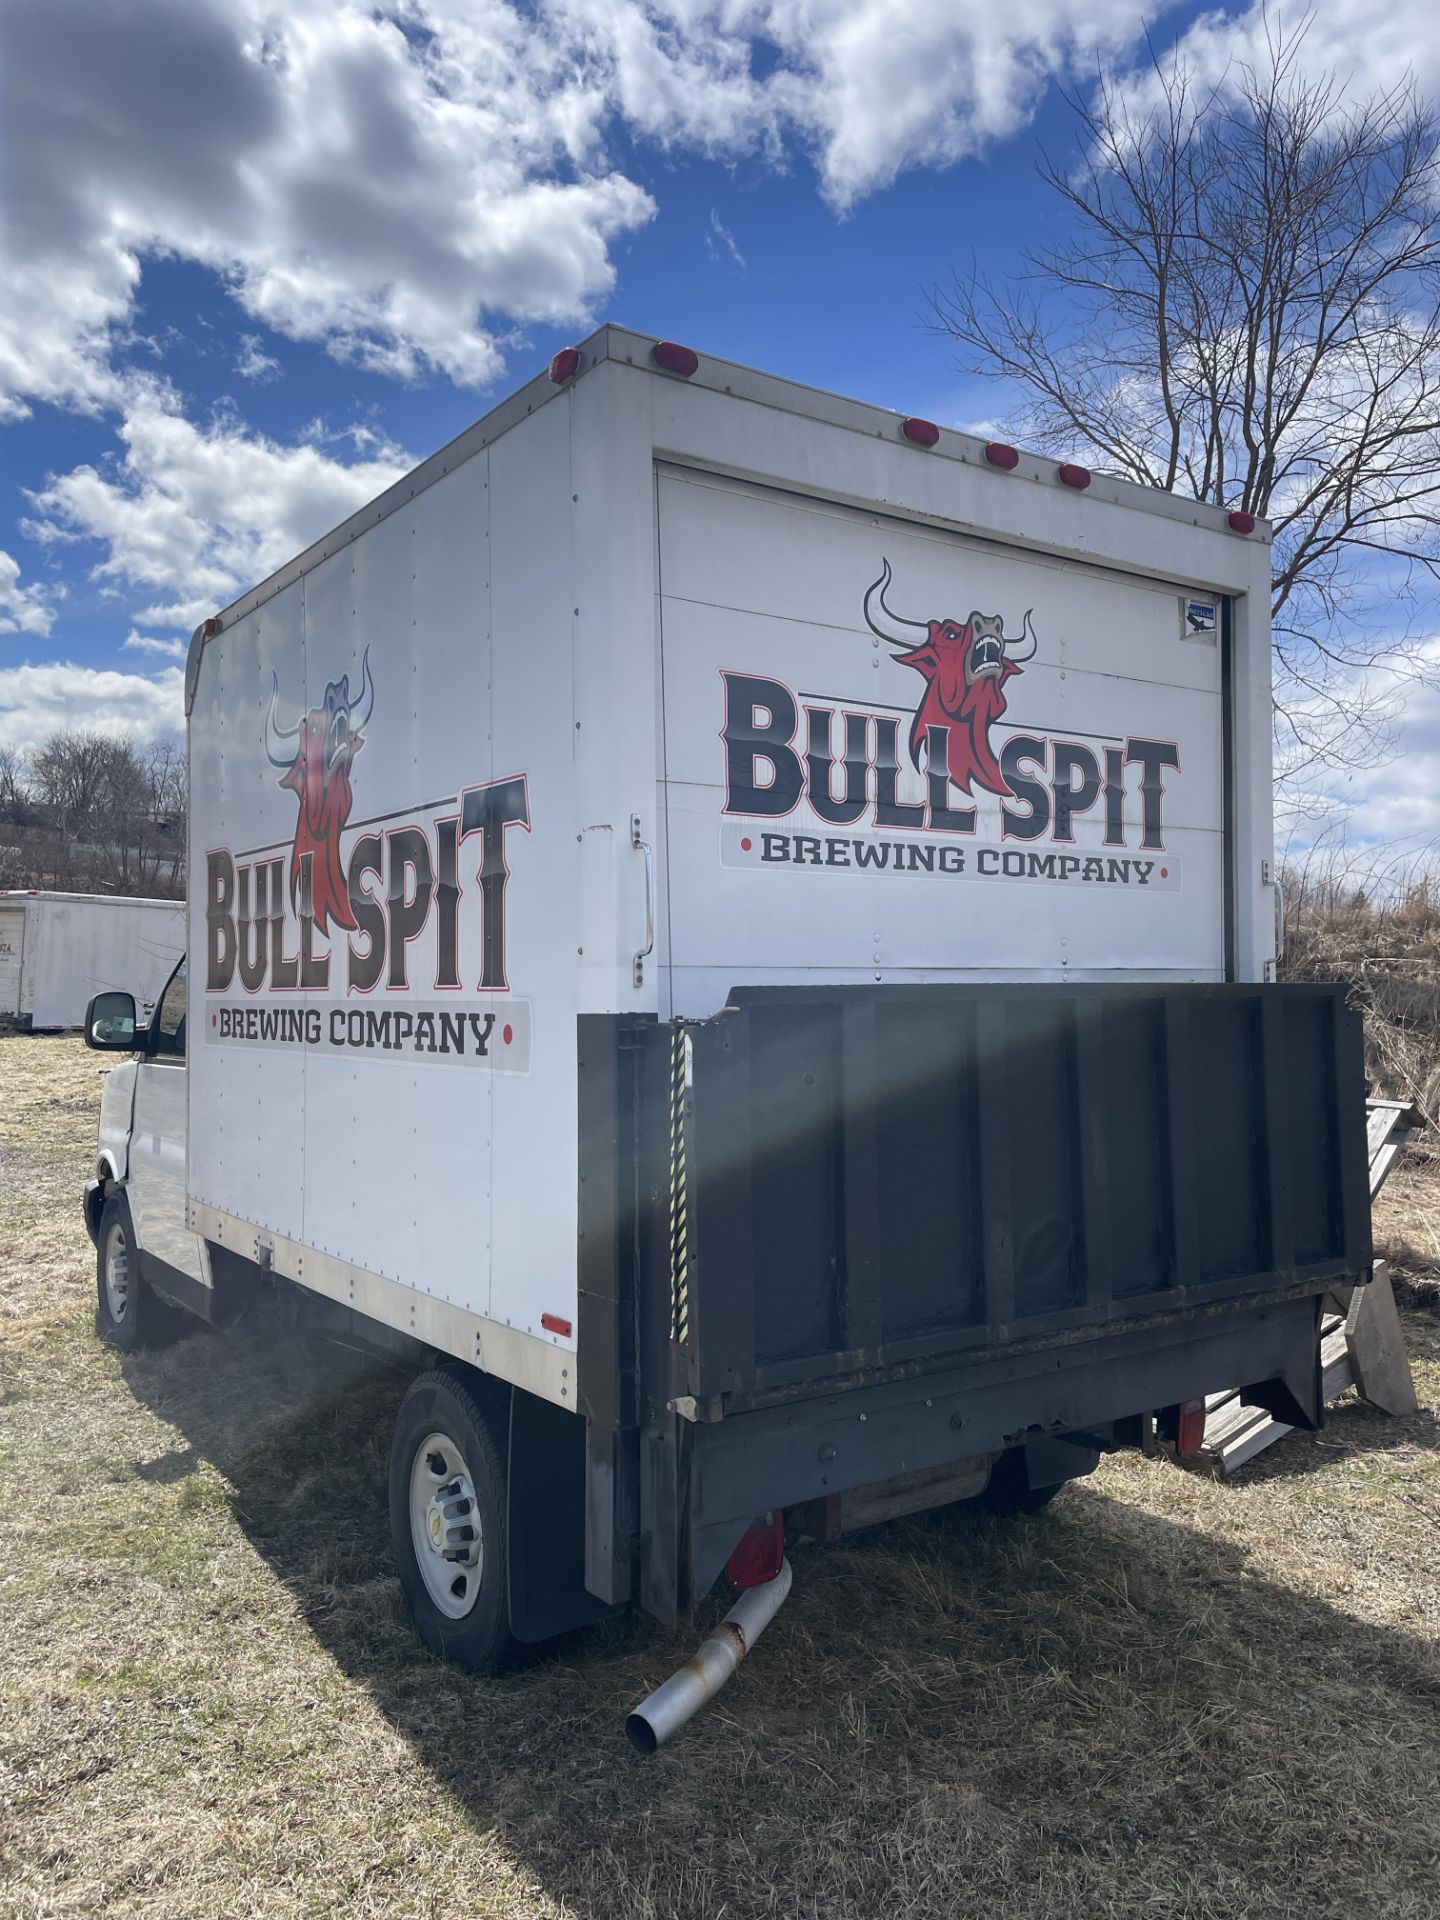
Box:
[83, 957, 210, 1345]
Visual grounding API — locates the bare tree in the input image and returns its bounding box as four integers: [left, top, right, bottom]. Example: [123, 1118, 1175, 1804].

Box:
[6, 729, 185, 896]
[932, 18, 1440, 800]
[0, 745, 30, 822]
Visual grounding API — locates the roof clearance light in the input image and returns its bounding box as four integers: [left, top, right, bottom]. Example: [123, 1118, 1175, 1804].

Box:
[549, 347, 581, 384]
[902, 417, 940, 446]
[1228, 509, 1257, 534]
[202, 617, 221, 637]
[652, 340, 699, 377]
[1058, 463, 1092, 490]
[985, 442, 1020, 470]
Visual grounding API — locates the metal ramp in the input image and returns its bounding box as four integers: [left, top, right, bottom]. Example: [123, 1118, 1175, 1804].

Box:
[1198, 1098, 1424, 1475]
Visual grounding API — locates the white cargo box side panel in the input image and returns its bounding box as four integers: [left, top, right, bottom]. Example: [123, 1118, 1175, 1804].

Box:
[189, 419, 580, 1404]
[189, 578, 309, 1237]
[657, 467, 1228, 1011]
[486, 404, 582, 1343]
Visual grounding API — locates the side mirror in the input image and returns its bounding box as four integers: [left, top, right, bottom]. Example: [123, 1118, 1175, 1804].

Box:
[84, 991, 140, 1053]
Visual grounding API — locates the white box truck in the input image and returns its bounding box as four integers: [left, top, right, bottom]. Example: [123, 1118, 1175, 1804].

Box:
[1, 890, 184, 1030]
[82, 328, 1370, 1749]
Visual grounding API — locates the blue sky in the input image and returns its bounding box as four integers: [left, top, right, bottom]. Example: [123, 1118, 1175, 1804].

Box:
[3, 0, 1437, 846]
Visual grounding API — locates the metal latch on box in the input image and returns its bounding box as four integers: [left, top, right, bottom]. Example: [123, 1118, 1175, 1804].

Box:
[632, 814, 655, 988]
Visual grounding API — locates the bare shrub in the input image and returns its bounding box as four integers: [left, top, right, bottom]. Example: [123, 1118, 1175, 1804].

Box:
[1281, 846, 1440, 1143]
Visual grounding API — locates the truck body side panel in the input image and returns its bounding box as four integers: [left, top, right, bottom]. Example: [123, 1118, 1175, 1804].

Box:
[188, 409, 581, 1405]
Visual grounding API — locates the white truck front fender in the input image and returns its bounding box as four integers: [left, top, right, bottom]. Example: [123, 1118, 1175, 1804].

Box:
[96, 1058, 138, 1184]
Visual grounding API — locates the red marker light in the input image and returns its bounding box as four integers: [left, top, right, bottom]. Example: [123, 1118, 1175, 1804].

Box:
[1176, 1398, 1207, 1458]
[541, 1312, 572, 1337]
[724, 1511, 785, 1588]
[902, 417, 939, 446]
[202, 616, 221, 637]
[1227, 509, 1257, 534]
[548, 346, 581, 384]
[651, 340, 699, 377]
[502, 1023, 513, 1045]
[984, 442, 1020, 470]
[1058, 463, 1091, 490]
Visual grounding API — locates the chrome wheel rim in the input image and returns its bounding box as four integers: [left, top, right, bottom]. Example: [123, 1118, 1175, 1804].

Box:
[103, 1220, 131, 1325]
[409, 1430, 483, 1618]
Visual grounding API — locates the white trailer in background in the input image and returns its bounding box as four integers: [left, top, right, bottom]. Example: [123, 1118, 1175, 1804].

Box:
[0, 891, 184, 1030]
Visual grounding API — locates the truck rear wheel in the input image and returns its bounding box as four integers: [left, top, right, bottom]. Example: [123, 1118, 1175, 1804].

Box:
[95, 1192, 178, 1352]
[389, 1367, 517, 1673]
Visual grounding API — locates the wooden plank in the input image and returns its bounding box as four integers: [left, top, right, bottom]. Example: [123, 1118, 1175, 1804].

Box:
[1198, 1399, 1295, 1473]
[1205, 1397, 1269, 1451]
[1322, 1352, 1355, 1402]
[1345, 1259, 1419, 1417]
[1217, 1410, 1295, 1472]
[1369, 1138, 1406, 1199]
[1367, 1105, 1396, 1157]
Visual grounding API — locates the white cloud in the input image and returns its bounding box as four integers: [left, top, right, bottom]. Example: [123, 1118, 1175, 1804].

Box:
[24, 377, 411, 628]
[0, 0, 656, 416]
[1110, 0, 1440, 118]
[122, 630, 187, 660]
[9, 0, 1440, 430]
[0, 551, 58, 637]
[706, 210, 746, 270]
[0, 662, 183, 753]
[0, 0, 1220, 424]
[235, 335, 282, 383]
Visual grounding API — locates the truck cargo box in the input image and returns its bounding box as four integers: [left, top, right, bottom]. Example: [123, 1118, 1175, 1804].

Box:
[177, 327, 1368, 1651]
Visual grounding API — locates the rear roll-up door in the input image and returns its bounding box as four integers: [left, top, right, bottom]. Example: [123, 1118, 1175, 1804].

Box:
[656, 465, 1230, 1010]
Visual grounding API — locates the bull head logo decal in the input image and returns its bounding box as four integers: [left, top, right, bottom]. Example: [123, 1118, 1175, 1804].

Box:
[863, 559, 1037, 798]
[264, 653, 374, 935]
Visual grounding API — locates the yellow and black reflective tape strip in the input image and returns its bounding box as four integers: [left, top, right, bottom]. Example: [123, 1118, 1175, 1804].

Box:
[669, 1027, 690, 1345]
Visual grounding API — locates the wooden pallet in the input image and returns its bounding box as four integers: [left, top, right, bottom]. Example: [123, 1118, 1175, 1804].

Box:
[1197, 1098, 1423, 1477]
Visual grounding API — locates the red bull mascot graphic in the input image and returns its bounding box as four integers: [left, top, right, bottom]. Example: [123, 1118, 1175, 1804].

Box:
[861, 557, 1036, 799]
[719, 555, 1183, 891]
[264, 652, 374, 935]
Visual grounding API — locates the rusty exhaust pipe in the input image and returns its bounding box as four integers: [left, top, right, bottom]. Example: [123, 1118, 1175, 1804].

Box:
[625, 1557, 793, 1754]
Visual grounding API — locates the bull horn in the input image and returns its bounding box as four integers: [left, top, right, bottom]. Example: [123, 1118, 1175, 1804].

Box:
[1003, 608, 1038, 663]
[350, 648, 374, 733]
[264, 672, 300, 767]
[862, 558, 929, 649]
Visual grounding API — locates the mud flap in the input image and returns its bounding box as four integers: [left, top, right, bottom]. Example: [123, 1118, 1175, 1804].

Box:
[507, 1387, 619, 1643]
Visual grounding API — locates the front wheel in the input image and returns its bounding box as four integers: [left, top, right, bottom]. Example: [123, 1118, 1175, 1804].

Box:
[95, 1192, 178, 1351]
[389, 1367, 517, 1672]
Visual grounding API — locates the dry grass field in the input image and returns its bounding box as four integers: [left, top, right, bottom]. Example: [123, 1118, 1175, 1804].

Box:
[2, 1033, 1439, 1919]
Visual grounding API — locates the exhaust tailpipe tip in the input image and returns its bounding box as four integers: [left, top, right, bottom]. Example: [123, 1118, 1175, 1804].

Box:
[625, 1557, 793, 1755]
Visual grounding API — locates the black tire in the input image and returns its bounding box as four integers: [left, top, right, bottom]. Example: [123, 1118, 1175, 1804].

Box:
[389, 1366, 517, 1673]
[95, 1192, 179, 1351]
[980, 1446, 1062, 1516]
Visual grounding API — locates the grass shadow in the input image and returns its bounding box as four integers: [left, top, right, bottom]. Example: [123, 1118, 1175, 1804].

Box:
[119, 1316, 1440, 1919]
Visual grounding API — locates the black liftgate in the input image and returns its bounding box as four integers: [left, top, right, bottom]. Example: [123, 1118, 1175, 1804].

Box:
[576, 983, 1372, 1624]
